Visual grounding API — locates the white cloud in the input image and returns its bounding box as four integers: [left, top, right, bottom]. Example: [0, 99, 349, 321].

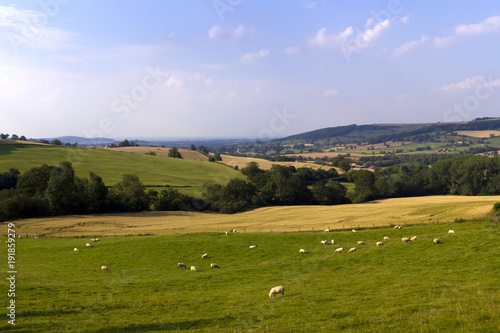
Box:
[400, 14, 410, 24]
[455, 15, 500, 35]
[322, 89, 338, 97]
[0, 5, 75, 51]
[433, 35, 456, 48]
[284, 46, 300, 54]
[207, 24, 254, 42]
[164, 75, 184, 88]
[391, 35, 428, 58]
[308, 27, 353, 47]
[238, 49, 270, 64]
[308, 18, 390, 50]
[435, 75, 500, 92]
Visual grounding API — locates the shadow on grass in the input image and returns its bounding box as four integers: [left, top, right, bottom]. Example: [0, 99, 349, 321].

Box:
[0, 144, 28, 156]
[86, 316, 237, 332]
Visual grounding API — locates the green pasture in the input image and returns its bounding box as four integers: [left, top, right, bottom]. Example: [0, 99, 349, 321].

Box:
[0, 144, 244, 196]
[2, 220, 498, 332]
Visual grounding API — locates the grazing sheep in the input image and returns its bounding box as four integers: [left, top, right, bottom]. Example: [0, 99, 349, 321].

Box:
[95, 238, 101, 242]
[433, 238, 441, 244]
[177, 262, 186, 268]
[448, 230, 455, 235]
[190, 266, 197, 271]
[201, 253, 208, 259]
[74, 248, 79, 252]
[249, 245, 258, 248]
[348, 247, 356, 253]
[90, 238, 96, 242]
[376, 241, 384, 247]
[357, 241, 366, 245]
[352, 229, 357, 233]
[323, 228, 330, 233]
[232, 229, 237, 233]
[86, 243, 92, 247]
[210, 263, 219, 268]
[384, 236, 390, 241]
[225, 231, 229, 235]
[269, 285, 285, 298]
[299, 249, 307, 254]
[334, 247, 343, 254]
[331, 239, 335, 245]
[321, 240, 328, 245]
[410, 236, 417, 242]
[101, 265, 110, 272]
[402, 237, 411, 243]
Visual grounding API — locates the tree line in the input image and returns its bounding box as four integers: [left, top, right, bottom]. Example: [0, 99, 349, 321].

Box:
[1, 155, 500, 221]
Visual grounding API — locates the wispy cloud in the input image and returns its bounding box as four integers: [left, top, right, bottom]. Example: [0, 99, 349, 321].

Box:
[400, 14, 410, 24]
[308, 18, 391, 50]
[455, 15, 500, 35]
[284, 46, 301, 55]
[434, 15, 500, 47]
[238, 49, 270, 64]
[0, 5, 75, 51]
[434, 75, 500, 92]
[322, 89, 338, 97]
[391, 35, 428, 58]
[207, 24, 254, 42]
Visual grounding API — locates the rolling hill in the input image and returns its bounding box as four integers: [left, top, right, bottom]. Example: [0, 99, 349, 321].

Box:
[0, 143, 244, 196]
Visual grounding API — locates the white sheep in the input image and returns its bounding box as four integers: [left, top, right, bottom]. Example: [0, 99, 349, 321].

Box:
[376, 241, 384, 247]
[74, 248, 79, 252]
[323, 228, 330, 233]
[210, 263, 220, 268]
[331, 239, 335, 245]
[86, 243, 92, 247]
[190, 266, 197, 271]
[348, 247, 356, 253]
[433, 238, 441, 244]
[299, 249, 307, 254]
[321, 240, 328, 245]
[249, 245, 258, 248]
[232, 229, 237, 233]
[402, 237, 411, 243]
[357, 241, 366, 245]
[95, 238, 101, 242]
[394, 225, 402, 230]
[334, 247, 343, 254]
[448, 230, 455, 235]
[410, 236, 417, 242]
[201, 253, 208, 259]
[269, 285, 285, 298]
[177, 262, 186, 268]
[90, 238, 96, 242]
[225, 231, 229, 235]
[101, 265, 110, 272]
[352, 229, 357, 233]
[383, 236, 390, 241]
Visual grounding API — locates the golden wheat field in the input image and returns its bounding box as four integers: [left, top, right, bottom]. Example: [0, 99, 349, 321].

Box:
[219, 154, 335, 171]
[10, 196, 499, 237]
[455, 130, 500, 138]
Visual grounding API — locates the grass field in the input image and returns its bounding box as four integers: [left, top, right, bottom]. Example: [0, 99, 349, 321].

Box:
[0, 144, 244, 196]
[219, 154, 336, 171]
[1, 219, 498, 332]
[9, 196, 500, 237]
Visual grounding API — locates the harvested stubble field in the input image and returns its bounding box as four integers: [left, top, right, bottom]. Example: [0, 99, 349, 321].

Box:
[11, 196, 500, 237]
[219, 154, 336, 171]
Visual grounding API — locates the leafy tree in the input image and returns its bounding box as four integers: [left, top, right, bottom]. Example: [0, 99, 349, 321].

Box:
[50, 139, 62, 146]
[0, 133, 9, 139]
[84, 172, 109, 213]
[11, 134, 19, 140]
[190, 144, 196, 151]
[17, 164, 56, 196]
[45, 162, 82, 215]
[168, 147, 183, 159]
[0, 169, 20, 191]
[111, 174, 149, 212]
[312, 180, 347, 205]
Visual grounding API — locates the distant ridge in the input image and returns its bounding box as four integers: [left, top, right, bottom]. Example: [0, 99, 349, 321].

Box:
[40, 136, 118, 146]
[277, 118, 500, 143]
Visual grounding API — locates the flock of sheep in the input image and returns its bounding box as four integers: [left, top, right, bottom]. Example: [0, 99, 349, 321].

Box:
[73, 226, 456, 298]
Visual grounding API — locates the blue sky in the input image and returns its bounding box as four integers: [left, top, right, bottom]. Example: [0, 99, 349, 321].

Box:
[1, 0, 499, 139]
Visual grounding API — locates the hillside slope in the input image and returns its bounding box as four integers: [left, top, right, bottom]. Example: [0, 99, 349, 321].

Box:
[0, 144, 244, 195]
